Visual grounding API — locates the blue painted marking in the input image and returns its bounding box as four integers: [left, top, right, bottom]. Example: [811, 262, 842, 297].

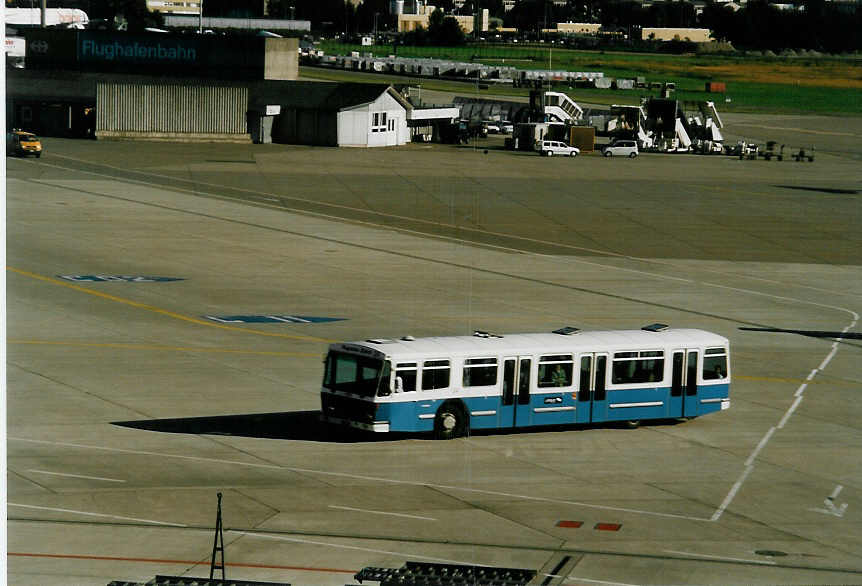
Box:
[59, 275, 184, 282]
[205, 315, 346, 324]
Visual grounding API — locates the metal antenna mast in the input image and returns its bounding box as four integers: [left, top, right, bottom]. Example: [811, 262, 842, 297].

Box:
[210, 492, 226, 580]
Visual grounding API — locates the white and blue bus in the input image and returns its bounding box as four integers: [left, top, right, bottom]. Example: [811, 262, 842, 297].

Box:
[320, 325, 730, 439]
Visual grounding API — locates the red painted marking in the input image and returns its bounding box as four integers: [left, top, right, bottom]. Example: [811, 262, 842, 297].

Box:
[594, 523, 622, 531]
[556, 520, 583, 528]
[9, 552, 356, 574]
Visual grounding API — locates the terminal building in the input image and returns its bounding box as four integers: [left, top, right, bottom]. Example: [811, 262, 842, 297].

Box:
[6, 29, 453, 147]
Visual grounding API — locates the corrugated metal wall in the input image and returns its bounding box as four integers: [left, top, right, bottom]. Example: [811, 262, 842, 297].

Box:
[96, 82, 247, 135]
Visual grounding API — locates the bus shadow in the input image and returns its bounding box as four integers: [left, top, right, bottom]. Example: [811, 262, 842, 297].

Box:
[112, 411, 405, 444]
[113, 412, 684, 443]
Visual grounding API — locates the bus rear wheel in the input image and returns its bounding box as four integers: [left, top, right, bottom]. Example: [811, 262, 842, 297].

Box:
[434, 402, 467, 439]
[625, 420, 640, 429]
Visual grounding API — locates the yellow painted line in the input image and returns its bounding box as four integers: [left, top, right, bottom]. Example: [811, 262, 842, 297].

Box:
[6, 266, 333, 344]
[7, 340, 322, 357]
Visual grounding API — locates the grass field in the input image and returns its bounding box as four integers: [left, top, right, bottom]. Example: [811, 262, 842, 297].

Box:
[314, 41, 862, 115]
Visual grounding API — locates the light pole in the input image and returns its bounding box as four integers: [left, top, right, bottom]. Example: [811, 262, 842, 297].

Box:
[198, 0, 204, 33]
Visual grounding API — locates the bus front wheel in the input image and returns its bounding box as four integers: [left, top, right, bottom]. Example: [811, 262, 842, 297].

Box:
[434, 402, 467, 439]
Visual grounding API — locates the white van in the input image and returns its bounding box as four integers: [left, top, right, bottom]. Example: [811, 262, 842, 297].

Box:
[537, 140, 580, 157]
[602, 140, 638, 158]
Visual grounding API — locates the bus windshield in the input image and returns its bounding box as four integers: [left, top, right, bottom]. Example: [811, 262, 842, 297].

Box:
[323, 351, 390, 397]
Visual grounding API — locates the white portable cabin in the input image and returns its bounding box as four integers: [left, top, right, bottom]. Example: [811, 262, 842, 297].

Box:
[337, 86, 411, 147]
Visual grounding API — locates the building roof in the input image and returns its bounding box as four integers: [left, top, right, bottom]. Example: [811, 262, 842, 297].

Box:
[250, 81, 411, 112]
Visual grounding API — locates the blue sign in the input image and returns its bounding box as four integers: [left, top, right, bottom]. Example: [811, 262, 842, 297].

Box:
[80, 38, 199, 64]
[205, 315, 346, 324]
[59, 275, 185, 282]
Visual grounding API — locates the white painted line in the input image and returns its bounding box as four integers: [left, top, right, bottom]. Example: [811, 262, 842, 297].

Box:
[818, 346, 839, 371]
[794, 383, 808, 398]
[744, 427, 775, 467]
[8, 503, 186, 527]
[423, 484, 710, 522]
[777, 396, 803, 429]
[664, 549, 776, 566]
[204, 315, 245, 323]
[701, 283, 859, 317]
[564, 577, 642, 586]
[230, 530, 475, 566]
[27, 469, 126, 483]
[829, 485, 844, 500]
[329, 505, 437, 521]
[711, 465, 753, 522]
[806, 369, 818, 381]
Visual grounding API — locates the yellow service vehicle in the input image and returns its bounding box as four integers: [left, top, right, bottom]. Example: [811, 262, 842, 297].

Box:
[6, 130, 43, 158]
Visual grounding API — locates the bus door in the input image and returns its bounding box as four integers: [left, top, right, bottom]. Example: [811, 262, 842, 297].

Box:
[502, 357, 533, 427]
[670, 350, 700, 417]
[575, 353, 608, 423]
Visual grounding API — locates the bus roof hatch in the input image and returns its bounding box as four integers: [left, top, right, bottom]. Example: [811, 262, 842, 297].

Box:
[553, 326, 580, 335]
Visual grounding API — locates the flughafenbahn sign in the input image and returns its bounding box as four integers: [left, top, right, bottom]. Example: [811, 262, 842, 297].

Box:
[24, 29, 290, 80]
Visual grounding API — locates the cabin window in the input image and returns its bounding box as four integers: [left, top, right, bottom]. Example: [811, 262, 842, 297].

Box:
[372, 112, 387, 133]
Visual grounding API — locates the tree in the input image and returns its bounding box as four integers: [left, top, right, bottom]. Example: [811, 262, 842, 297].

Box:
[427, 8, 466, 44]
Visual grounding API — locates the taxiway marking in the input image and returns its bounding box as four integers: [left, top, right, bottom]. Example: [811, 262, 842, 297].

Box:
[329, 505, 438, 521]
[810, 485, 849, 518]
[9, 437, 711, 522]
[27, 469, 126, 483]
[664, 549, 777, 566]
[6, 266, 332, 344]
[8, 503, 186, 527]
[713, 317, 859, 522]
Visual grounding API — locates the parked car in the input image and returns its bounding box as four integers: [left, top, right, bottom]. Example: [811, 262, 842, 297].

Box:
[602, 140, 638, 158]
[484, 121, 501, 134]
[6, 130, 42, 158]
[500, 121, 514, 134]
[538, 140, 580, 157]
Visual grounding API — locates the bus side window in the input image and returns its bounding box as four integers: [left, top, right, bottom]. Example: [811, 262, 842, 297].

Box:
[463, 357, 498, 387]
[395, 362, 417, 392]
[538, 354, 573, 387]
[422, 360, 450, 390]
[703, 348, 728, 380]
